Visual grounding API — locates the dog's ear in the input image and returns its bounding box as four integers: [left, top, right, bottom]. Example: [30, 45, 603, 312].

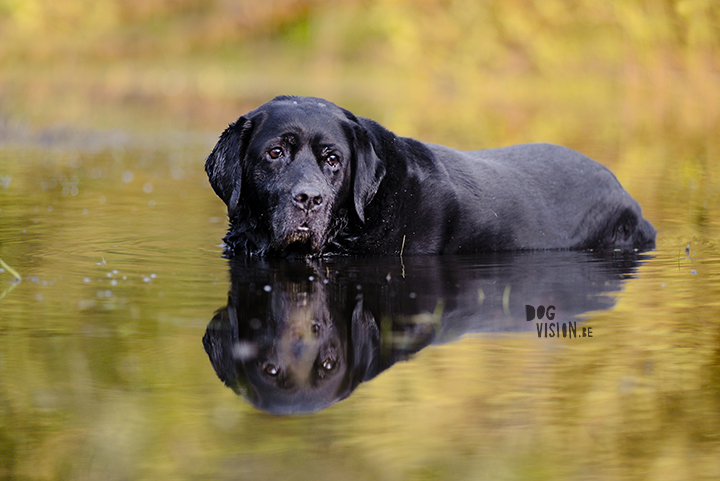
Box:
[205, 117, 254, 219]
[350, 296, 380, 382]
[202, 304, 239, 389]
[345, 114, 386, 223]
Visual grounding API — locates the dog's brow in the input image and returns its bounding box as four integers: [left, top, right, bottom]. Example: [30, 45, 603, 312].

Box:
[282, 133, 298, 145]
[310, 131, 340, 146]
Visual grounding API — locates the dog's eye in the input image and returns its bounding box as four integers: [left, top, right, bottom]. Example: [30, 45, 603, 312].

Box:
[268, 147, 284, 159]
[321, 358, 336, 371]
[263, 363, 280, 376]
[325, 153, 340, 167]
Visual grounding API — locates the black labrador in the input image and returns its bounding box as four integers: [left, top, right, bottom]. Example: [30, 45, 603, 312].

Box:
[206, 96, 656, 256]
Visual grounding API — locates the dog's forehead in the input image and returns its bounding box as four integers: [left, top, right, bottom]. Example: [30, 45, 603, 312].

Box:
[256, 98, 349, 141]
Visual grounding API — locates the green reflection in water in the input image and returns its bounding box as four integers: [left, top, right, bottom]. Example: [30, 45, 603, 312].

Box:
[1, 137, 719, 480]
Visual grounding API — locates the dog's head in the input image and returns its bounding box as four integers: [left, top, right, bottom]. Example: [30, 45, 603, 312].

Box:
[206, 96, 386, 256]
[202, 266, 381, 415]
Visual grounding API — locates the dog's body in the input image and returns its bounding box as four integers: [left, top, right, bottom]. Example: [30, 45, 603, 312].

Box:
[206, 96, 656, 256]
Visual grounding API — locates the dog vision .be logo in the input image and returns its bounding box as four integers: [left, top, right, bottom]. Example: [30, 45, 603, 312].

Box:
[526, 305, 593, 338]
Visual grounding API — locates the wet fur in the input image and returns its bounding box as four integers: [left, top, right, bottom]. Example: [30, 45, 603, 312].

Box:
[206, 96, 656, 256]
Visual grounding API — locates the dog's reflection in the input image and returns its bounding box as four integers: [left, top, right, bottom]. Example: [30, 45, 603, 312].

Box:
[256, 287, 342, 387]
[204, 253, 649, 415]
[204, 264, 386, 415]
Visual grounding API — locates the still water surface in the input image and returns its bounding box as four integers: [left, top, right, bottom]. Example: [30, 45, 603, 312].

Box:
[1, 133, 719, 479]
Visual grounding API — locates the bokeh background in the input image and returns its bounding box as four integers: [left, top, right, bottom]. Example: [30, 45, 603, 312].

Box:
[2, 0, 720, 232]
[2, 1, 720, 480]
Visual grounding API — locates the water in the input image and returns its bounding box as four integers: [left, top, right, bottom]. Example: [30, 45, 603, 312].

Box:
[207, 252, 646, 416]
[1, 132, 719, 480]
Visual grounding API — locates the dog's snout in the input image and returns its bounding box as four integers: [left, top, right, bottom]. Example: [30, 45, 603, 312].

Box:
[292, 185, 323, 211]
[290, 339, 306, 359]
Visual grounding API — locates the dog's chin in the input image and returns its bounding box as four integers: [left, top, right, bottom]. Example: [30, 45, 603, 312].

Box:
[275, 227, 323, 257]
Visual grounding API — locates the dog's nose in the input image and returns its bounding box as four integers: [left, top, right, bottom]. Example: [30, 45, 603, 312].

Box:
[290, 339, 306, 359]
[292, 185, 323, 211]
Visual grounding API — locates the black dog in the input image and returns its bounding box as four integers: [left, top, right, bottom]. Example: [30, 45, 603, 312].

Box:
[206, 96, 656, 256]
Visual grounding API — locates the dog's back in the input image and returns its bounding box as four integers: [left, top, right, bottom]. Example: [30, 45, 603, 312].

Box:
[424, 142, 656, 251]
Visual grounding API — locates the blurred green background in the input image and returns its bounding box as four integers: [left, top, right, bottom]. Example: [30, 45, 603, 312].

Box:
[2, 0, 719, 232]
[2, 1, 720, 480]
